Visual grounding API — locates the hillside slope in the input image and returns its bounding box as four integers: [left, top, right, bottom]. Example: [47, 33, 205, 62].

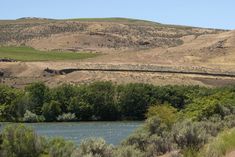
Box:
[0, 18, 225, 53]
[0, 18, 235, 87]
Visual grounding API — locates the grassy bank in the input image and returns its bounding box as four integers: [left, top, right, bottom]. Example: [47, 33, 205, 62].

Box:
[0, 46, 99, 61]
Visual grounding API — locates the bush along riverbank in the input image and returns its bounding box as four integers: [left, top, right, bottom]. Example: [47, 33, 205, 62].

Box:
[1, 81, 235, 122]
[0, 111, 234, 157]
[1, 81, 235, 156]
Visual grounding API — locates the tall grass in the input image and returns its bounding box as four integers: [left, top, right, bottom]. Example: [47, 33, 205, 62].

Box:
[199, 128, 235, 157]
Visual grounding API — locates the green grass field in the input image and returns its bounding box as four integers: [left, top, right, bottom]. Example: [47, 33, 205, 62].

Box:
[0, 46, 99, 61]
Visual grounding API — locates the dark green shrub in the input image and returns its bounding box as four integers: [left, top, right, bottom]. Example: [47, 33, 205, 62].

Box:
[117, 83, 156, 120]
[25, 82, 49, 115]
[10, 95, 31, 121]
[42, 100, 62, 121]
[0, 85, 20, 105]
[50, 84, 77, 112]
[85, 82, 119, 120]
[155, 85, 187, 109]
[0, 85, 23, 121]
[68, 98, 93, 120]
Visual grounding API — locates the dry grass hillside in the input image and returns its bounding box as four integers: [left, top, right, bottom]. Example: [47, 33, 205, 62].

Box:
[0, 17, 225, 52]
[0, 17, 235, 87]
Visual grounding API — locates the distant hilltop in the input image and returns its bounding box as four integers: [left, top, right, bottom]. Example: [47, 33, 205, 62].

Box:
[0, 17, 226, 53]
[0, 17, 235, 87]
[17, 17, 53, 20]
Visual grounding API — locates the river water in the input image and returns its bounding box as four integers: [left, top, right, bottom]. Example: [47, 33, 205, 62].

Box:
[0, 121, 143, 145]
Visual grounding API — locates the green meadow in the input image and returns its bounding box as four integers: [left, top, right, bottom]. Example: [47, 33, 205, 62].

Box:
[0, 46, 99, 61]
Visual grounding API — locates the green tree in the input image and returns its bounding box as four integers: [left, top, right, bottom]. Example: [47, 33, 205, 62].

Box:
[82, 82, 119, 120]
[146, 104, 178, 127]
[9, 95, 30, 121]
[0, 85, 23, 121]
[184, 91, 235, 120]
[117, 83, 155, 120]
[0, 85, 19, 105]
[25, 82, 49, 115]
[69, 98, 93, 120]
[50, 84, 76, 113]
[155, 85, 187, 109]
[42, 100, 62, 121]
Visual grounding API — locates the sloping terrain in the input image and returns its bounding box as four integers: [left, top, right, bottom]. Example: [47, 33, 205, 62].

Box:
[0, 18, 235, 87]
[0, 17, 224, 52]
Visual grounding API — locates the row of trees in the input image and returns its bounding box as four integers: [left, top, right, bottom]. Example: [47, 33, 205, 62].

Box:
[1, 81, 235, 122]
[1, 81, 235, 156]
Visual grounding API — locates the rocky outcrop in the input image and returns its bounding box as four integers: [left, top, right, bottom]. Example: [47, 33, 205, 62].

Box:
[0, 58, 17, 62]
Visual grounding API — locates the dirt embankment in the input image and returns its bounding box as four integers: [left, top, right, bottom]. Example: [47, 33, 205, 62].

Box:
[43, 63, 235, 77]
[1, 62, 235, 88]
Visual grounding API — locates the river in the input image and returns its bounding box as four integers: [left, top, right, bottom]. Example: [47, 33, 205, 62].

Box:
[0, 121, 143, 145]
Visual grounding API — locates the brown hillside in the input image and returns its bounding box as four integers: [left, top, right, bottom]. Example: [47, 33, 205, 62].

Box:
[0, 18, 225, 53]
[0, 18, 235, 87]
